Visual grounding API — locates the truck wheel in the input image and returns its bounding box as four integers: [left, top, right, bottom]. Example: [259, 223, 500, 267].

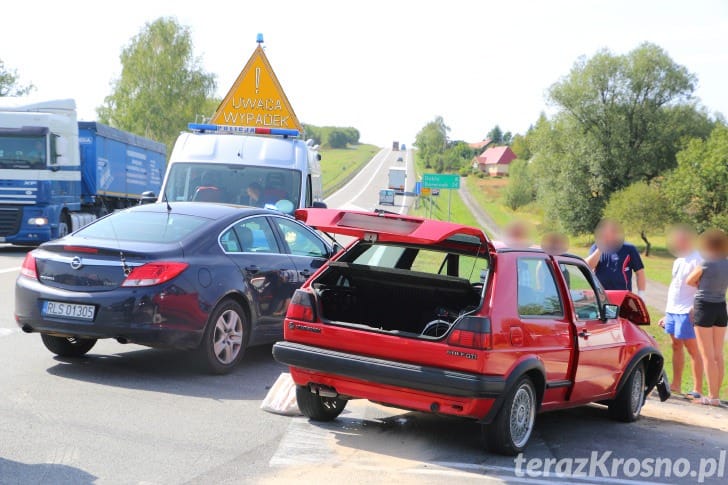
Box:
[41, 334, 96, 357]
[57, 214, 70, 238]
[296, 385, 347, 421]
[483, 377, 536, 455]
[198, 299, 248, 374]
[608, 362, 645, 422]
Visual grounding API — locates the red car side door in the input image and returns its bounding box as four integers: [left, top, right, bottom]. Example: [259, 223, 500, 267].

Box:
[558, 261, 625, 402]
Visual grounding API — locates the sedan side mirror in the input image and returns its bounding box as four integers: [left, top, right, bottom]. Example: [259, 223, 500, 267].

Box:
[330, 243, 344, 258]
[602, 303, 619, 320]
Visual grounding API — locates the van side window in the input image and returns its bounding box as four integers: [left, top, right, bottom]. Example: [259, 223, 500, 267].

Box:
[306, 175, 312, 207]
[517, 258, 563, 317]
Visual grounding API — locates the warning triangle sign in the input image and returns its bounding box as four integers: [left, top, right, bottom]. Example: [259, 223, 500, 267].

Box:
[211, 45, 302, 133]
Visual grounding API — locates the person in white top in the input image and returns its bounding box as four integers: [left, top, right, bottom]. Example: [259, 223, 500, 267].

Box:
[658, 225, 704, 398]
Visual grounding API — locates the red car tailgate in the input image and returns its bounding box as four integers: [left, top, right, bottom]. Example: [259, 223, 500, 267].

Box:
[296, 208, 492, 249]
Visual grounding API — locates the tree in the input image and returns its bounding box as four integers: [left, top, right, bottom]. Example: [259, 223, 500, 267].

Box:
[414, 116, 449, 169]
[664, 124, 728, 232]
[502, 131, 512, 145]
[548, 43, 699, 190]
[0, 59, 34, 97]
[503, 159, 535, 210]
[487, 125, 503, 145]
[97, 17, 216, 152]
[510, 134, 531, 160]
[604, 181, 673, 256]
[325, 129, 349, 149]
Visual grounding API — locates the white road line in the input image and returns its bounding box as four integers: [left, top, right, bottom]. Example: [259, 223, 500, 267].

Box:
[346, 148, 392, 205]
[325, 148, 389, 205]
[0, 266, 20, 274]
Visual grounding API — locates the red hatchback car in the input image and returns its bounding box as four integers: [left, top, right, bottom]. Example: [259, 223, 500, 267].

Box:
[273, 209, 668, 455]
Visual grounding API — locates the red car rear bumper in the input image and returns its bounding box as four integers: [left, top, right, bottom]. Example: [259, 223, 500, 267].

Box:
[273, 341, 499, 420]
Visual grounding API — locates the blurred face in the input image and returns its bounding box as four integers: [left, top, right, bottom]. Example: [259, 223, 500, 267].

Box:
[247, 187, 260, 200]
[667, 228, 694, 257]
[596, 221, 624, 250]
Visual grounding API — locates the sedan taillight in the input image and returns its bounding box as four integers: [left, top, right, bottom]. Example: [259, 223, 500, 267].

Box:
[121, 262, 188, 287]
[287, 290, 316, 322]
[20, 252, 38, 280]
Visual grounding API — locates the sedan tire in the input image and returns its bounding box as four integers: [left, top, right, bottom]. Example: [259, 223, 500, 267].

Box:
[483, 376, 537, 456]
[41, 334, 96, 357]
[199, 299, 249, 375]
[608, 362, 645, 422]
[296, 386, 347, 421]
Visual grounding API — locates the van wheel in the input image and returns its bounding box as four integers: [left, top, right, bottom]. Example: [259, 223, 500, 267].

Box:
[296, 386, 347, 421]
[608, 362, 645, 422]
[199, 300, 249, 374]
[41, 334, 96, 357]
[483, 377, 536, 455]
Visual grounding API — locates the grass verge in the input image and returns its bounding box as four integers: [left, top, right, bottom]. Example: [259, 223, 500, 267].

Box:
[320, 144, 379, 197]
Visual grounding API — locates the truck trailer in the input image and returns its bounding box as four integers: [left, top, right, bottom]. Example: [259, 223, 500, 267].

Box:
[0, 98, 165, 244]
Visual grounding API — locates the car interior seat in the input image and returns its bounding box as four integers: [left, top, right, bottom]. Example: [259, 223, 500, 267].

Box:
[237, 227, 254, 252]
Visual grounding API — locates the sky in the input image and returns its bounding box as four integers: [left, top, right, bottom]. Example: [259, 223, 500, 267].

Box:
[2, 0, 727, 146]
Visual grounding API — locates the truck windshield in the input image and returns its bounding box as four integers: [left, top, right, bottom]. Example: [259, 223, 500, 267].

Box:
[164, 162, 302, 212]
[0, 136, 46, 169]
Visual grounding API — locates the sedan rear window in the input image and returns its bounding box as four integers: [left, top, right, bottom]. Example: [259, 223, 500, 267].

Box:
[75, 211, 210, 243]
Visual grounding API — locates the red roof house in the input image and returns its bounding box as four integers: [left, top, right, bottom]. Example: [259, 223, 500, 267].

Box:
[473, 146, 517, 176]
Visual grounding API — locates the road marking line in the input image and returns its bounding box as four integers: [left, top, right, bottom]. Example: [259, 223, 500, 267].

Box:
[325, 148, 389, 205]
[0, 266, 20, 274]
[347, 149, 392, 206]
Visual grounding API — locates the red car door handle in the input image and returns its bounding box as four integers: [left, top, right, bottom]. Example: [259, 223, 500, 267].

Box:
[578, 330, 590, 338]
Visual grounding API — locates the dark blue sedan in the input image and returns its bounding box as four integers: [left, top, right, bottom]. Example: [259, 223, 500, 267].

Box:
[15, 202, 337, 373]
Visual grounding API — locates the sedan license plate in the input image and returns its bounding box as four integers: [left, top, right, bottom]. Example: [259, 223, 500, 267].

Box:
[42, 301, 95, 321]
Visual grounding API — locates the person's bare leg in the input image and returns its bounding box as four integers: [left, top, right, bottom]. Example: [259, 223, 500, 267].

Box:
[711, 326, 726, 400]
[670, 335, 684, 392]
[683, 338, 704, 395]
[695, 326, 719, 400]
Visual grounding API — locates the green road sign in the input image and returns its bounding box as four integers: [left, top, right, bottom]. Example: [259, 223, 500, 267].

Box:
[422, 173, 460, 189]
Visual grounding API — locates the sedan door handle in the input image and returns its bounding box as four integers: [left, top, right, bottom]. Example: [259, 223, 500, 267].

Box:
[578, 330, 590, 338]
[244, 265, 260, 274]
[299, 269, 312, 278]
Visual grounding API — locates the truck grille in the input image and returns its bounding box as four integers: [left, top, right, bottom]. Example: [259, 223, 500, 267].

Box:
[0, 208, 22, 237]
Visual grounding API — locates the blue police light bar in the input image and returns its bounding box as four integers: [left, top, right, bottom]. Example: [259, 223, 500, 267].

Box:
[188, 123, 300, 137]
[256, 33, 264, 44]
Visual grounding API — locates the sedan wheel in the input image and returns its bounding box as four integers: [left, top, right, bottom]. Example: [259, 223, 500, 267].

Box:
[199, 300, 249, 374]
[41, 334, 96, 357]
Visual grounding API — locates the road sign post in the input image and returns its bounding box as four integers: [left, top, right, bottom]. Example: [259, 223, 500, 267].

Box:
[422, 174, 460, 222]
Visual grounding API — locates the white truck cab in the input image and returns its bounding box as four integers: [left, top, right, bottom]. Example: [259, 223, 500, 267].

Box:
[159, 127, 325, 214]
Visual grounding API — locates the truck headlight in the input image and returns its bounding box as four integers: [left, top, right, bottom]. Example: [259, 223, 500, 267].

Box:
[28, 217, 49, 226]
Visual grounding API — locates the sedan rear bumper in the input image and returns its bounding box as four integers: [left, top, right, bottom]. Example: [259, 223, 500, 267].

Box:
[273, 341, 505, 398]
[15, 276, 207, 349]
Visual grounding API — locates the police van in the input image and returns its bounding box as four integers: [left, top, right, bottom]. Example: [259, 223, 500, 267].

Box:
[158, 37, 326, 213]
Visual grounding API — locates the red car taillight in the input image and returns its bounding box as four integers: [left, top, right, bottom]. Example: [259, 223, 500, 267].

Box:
[121, 262, 188, 287]
[447, 316, 492, 350]
[287, 290, 316, 322]
[20, 252, 37, 280]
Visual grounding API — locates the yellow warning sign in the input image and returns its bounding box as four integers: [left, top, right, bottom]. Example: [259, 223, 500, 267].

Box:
[211, 45, 302, 132]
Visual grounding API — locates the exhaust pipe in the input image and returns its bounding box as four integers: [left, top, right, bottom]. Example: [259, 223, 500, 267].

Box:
[21, 324, 33, 333]
[310, 383, 338, 398]
[116, 337, 129, 344]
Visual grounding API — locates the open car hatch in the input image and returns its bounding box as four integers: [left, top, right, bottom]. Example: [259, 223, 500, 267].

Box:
[295, 208, 492, 249]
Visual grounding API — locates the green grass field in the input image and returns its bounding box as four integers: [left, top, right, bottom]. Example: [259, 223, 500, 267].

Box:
[319, 144, 379, 197]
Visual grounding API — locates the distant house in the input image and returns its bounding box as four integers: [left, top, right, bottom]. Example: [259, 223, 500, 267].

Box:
[472, 146, 517, 176]
[468, 138, 493, 151]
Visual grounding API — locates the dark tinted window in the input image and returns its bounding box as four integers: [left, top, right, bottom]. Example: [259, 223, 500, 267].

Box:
[517, 258, 563, 317]
[76, 211, 209, 243]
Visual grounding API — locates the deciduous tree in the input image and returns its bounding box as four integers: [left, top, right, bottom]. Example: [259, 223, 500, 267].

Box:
[97, 17, 216, 152]
[0, 59, 34, 97]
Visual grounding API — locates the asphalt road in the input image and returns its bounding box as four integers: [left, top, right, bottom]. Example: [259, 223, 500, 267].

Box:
[1, 150, 727, 485]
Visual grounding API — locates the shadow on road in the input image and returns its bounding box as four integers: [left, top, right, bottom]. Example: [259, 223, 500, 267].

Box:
[0, 457, 96, 485]
[309, 402, 728, 481]
[44, 344, 285, 400]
